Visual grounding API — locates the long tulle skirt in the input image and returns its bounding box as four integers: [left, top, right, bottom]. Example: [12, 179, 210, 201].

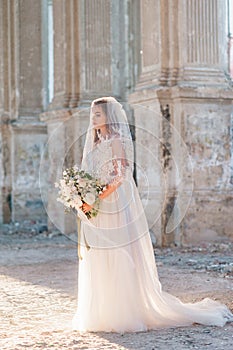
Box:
[72, 179, 233, 332]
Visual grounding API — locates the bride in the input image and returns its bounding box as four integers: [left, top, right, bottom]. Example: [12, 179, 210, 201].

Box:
[72, 96, 233, 333]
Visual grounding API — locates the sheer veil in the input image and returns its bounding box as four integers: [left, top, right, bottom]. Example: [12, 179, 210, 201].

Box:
[79, 96, 149, 250]
[73, 97, 233, 332]
[81, 97, 134, 177]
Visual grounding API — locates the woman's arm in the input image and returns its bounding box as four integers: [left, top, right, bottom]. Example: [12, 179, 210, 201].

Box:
[82, 182, 121, 213]
[99, 181, 121, 200]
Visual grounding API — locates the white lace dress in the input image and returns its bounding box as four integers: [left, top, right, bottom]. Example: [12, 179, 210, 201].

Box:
[72, 137, 233, 333]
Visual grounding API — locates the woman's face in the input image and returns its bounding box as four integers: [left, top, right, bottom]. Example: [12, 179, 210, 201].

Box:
[92, 105, 107, 129]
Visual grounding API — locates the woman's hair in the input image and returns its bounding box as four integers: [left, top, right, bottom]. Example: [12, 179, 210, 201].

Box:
[93, 99, 108, 114]
[93, 99, 120, 143]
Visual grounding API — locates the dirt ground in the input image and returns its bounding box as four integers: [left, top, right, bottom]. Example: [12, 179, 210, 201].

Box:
[0, 230, 233, 350]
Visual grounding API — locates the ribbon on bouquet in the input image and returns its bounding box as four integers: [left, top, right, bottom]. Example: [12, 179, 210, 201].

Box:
[76, 209, 91, 260]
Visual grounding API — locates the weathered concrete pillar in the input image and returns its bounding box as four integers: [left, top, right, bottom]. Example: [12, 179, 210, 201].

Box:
[0, 0, 18, 223]
[18, 0, 44, 116]
[0, 1, 5, 223]
[79, 0, 112, 101]
[11, 0, 47, 223]
[229, 35, 233, 79]
[49, 0, 80, 109]
[129, 0, 233, 246]
[79, 0, 140, 101]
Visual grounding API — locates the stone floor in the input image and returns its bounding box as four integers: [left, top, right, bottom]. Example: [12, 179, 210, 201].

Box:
[0, 227, 233, 350]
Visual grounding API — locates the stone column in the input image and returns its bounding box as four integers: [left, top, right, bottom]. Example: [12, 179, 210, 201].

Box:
[229, 35, 233, 79]
[0, 0, 5, 223]
[129, 0, 233, 245]
[136, 0, 161, 88]
[50, 0, 80, 109]
[18, 0, 43, 116]
[9, 0, 47, 223]
[0, 0, 19, 223]
[79, 0, 112, 101]
[179, 0, 229, 85]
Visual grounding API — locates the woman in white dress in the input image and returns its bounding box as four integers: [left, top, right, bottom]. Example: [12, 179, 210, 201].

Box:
[72, 96, 233, 333]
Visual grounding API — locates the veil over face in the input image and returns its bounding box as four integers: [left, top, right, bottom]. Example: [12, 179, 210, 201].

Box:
[81, 97, 134, 181]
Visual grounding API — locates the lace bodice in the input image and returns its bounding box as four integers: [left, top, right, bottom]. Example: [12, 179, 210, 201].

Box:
[83, 136, 132, 185]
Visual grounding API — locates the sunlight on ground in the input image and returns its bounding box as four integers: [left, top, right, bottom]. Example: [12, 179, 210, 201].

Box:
[0, 272, 129, 349]
[0, 274, 73, 341]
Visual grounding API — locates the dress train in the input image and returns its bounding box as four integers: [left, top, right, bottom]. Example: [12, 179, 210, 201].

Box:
[72, 178, 233, 333]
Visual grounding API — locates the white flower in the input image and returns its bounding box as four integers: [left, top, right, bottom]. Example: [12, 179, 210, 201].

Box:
[83, 192, 96, 205]
[74, 196, 82, 208]
[79, 179, 87, 187]
[54, 182, 59, 188]
[71, 185, 76, 193]
[60, 179, 66, 187]
[62, 187, 71, 197]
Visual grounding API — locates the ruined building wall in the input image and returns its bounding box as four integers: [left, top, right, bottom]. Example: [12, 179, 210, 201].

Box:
[0, 0, 232, 246]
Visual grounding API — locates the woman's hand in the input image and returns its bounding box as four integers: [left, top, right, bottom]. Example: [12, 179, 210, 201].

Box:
[99, 182, 121, 200]
[82, 202, 93, 214]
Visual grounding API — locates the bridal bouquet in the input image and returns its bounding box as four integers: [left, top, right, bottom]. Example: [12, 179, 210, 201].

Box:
[55, 165, 107, 219]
